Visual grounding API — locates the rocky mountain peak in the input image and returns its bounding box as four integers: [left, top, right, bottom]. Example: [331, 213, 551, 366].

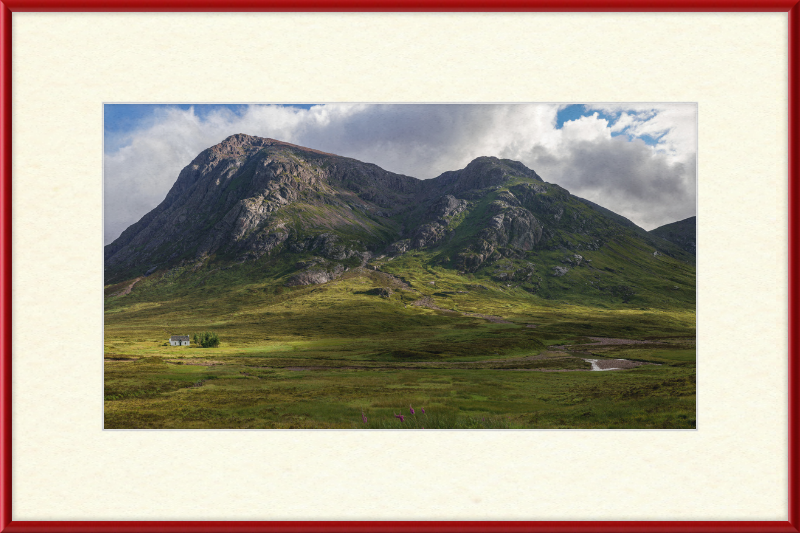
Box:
[105, 136, 694, 289]
[463, 156, 542, 179]
[211, 133, 262, 156]
[207, 134, 337, 159]
[430, 156, 543, 196]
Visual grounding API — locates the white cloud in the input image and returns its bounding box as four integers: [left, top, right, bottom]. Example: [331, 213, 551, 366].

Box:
[610, 111, 636, 133]
[586, 103, 697, 161]
[104, 103, 697, 244]
[559, 112, 612, 143]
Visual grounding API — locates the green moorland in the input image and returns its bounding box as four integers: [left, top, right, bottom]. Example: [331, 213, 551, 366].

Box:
[104, 245, 695, 429]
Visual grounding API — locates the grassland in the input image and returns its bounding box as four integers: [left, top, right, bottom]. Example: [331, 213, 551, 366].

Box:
[104, 252, 695, 429]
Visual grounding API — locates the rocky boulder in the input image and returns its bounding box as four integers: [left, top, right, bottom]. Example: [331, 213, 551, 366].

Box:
[285, 263, 346, 286]
[553, 266, 569, 277]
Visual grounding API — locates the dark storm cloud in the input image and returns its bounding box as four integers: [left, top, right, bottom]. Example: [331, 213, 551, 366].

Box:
[528, 137, 696, 230]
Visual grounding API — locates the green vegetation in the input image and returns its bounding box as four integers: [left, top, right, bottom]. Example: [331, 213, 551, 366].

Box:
[103, 141, 696, 429]
[105, 256, 695, 429]
[193, 331, 220, 348]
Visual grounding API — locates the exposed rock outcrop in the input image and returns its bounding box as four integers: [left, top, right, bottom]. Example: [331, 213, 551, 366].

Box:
[105, 134, 696, 300]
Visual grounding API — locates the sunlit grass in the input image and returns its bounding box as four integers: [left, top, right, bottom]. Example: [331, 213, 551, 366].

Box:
[105, 254, 695, 429]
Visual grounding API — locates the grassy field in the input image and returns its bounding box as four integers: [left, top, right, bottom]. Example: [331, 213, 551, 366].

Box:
[104, 257, 696, 429]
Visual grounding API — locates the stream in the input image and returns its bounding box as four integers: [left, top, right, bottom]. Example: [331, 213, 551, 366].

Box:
[584, 358, 626, 371]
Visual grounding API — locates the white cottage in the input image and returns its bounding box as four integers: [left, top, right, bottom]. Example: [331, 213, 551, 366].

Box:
[170, 335, 190, 346]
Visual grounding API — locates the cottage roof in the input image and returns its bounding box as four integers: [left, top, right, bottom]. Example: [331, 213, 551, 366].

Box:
[170, 335, 190, 341]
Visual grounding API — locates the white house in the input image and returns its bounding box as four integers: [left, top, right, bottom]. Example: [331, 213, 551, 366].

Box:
[170, 335, 190, 346]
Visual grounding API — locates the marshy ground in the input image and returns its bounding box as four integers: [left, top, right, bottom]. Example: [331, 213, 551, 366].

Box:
[104, 266, 695, 429]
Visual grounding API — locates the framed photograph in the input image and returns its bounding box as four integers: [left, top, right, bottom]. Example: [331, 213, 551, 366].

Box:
[103, 102, 700, 433]
[2, 1, 797, 532]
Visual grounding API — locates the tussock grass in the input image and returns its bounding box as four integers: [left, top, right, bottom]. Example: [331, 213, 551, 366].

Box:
[105, 255, 695, 429]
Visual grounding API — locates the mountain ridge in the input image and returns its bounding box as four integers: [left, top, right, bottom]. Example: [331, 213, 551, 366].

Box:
[105, 134, 695, 308]
[649, 216, 696, 255]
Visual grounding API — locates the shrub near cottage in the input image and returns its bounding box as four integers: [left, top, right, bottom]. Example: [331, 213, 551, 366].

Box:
[193, 331, 220, 348]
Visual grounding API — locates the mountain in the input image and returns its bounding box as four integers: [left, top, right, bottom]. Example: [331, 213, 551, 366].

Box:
[104, 135, 419, 278]
[649, 216, 696, 255]
[105, 134, 695, 307]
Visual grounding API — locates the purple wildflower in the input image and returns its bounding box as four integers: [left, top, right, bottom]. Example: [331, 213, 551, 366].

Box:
[394, 414, 405, 422]
[410, 405, 415, 415]
[361, 410, 367, 424]
[421, 407, 425, 414]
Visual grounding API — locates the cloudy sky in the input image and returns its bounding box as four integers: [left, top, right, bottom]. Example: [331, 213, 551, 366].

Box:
[104, 103, 697, 245]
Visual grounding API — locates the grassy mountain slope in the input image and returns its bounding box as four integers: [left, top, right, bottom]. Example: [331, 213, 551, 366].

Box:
[649, 216, 696, 255]
[104, 135, 696, 429]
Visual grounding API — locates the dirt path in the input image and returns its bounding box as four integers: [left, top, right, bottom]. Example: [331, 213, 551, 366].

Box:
[113, 277, 142, 296]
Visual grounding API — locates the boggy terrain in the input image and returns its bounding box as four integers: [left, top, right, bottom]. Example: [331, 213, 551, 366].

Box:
[105, 262, 695, 429]
[104, 135, 695, 429]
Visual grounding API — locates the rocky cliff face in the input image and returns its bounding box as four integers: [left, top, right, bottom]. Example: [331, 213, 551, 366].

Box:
[105, 134, 694, 287]
[105, 134, 420, 281]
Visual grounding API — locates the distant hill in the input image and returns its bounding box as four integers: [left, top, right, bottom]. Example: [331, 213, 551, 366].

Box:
[649, 216, 696, 255]
[105, 134, 695, 307]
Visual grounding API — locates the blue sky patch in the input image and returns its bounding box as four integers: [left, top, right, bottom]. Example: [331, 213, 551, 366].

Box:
[555, 104, 616, 129]
[104, 103, 320, 152]
[638, 132, 666, 146]
[554, 104, 587, 128]
[556, 105, 664, 147]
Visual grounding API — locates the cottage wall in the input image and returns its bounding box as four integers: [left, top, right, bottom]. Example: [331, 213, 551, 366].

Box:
[169, 338, 190, 346]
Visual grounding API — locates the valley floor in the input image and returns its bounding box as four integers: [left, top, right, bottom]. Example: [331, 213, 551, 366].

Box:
[104, 268, 695, 429]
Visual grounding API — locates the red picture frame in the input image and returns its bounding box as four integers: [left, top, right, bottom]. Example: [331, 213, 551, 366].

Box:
[1, 2, 797, 532]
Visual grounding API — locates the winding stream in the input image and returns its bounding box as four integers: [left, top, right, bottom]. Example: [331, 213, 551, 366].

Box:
[584, 358, 625, 371]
